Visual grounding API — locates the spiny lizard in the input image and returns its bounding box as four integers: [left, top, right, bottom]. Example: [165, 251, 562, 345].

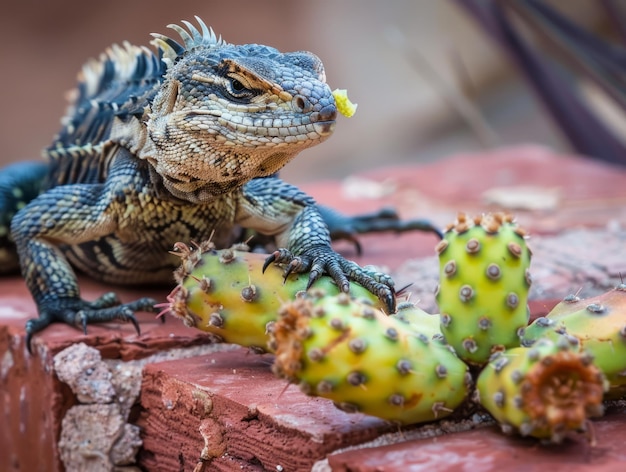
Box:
[0, 17, 440, 352]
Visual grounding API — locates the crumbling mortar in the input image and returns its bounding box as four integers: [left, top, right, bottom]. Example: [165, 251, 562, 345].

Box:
[53, 341, 236, 471]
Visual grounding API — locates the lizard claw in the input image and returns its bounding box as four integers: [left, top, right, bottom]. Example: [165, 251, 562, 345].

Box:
[262, 252, 278, 273]
[283, 259, 301, 281]
[25, 332, 33, 355]
[125, 309, 142, 335]
[264, 249, 312, 280]
[306, 266, 324, 290]
[80, 311, 88, 335]
[26, 295, 156, 355]
[25, 317, 53, 355]
[381, 287, 397, 314]
[264, 244, 397, 312]
[263, 248, 299, 272]
[76, 298, 154, 336]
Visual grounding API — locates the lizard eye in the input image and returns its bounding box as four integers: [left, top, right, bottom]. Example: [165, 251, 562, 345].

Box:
[231, 78, 245, 92]
[225, 76, 255, 99]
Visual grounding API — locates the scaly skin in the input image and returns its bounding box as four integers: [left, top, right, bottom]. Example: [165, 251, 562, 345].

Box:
[164, 241, 383, 352]
[476, 338, 606, 442]
[522, 284, 626, 398]
[271, 292, 471, 425]
[435, 212, 532, 365]
[0, 17, 442, 351]
[0, 162, 47, 272]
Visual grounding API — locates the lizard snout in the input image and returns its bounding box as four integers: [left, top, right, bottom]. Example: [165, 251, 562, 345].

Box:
[310, 104, 337, 136]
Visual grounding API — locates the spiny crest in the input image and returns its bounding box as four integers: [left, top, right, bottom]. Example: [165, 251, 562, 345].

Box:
[150, 16, 226, 67]
[77, 41, 160, 99]
[51, 39, 164, 182]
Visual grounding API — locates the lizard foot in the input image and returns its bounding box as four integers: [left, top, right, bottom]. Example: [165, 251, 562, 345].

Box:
[263, 247, 396, 313]
[319, 206, 443, 255]
[25, 293, 157, 354]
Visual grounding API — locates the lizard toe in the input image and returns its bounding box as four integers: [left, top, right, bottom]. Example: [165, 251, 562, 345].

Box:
[25, 316, 55, 354]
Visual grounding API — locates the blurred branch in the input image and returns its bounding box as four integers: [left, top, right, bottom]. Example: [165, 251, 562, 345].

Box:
[600, 0, 626, 46]
[506, 0, 626, 107]
[386, 27, 501, 149]
[453, 0, 626, 165]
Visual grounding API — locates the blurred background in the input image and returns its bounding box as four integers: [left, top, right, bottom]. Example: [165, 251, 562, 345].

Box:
[0, 0, 617, 184]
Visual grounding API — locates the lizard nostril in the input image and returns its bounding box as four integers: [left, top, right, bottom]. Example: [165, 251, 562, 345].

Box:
[292, 95, 312, 113]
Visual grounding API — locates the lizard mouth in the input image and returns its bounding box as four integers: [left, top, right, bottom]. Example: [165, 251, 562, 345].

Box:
[313, 120, 336, 137]
[168, 175, 201, 184]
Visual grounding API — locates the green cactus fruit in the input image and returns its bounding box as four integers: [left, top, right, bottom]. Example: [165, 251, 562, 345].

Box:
[435, 212, 532, 365]
[164, 241, 382, 352]
[522, 285, 626, 398]
[391, 302, 444, 339]
[476, 338, 606, 442]
[271, 292, 471, 425]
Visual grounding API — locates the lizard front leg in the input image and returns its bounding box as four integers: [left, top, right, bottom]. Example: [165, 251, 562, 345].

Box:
[11, 180, 155, 352]
[238, 177, 397, 312]
[265, 205, 397, 311]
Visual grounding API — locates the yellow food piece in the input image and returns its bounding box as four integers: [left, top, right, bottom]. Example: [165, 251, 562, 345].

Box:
[332, 89, 358, 118]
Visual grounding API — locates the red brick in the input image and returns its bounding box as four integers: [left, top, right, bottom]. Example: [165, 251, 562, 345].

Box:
[2, 147, 626, 471]
[303, 146, 626, 238]
[136, 349, 393, 471]
[327, 408, 626, 471]
[0, 277, 209, 472]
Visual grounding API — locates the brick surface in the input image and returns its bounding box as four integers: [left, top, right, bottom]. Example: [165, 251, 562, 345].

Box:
[137, 349, 393, 471]
[303, 145, 626, 243]
[2, 147, 626, 471]
[0, 278, 210, 472]
[326, 407, 626, 472]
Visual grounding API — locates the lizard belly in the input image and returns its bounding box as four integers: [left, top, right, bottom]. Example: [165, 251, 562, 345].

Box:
[64, 201, 236, 285]
[63, 237, 180, 285]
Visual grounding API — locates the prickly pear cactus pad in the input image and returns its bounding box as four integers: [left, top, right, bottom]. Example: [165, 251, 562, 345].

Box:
[391, 302, 443, 340]
[476, 338, 606, 442]
[522, 285, 626, 398]
[163, 242, 381, 352]
[436, 212, 532, 365]
[270, 292, 471, 425]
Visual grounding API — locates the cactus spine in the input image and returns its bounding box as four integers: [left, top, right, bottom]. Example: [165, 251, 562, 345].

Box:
[435, 212, 532, 365]
[476, 338, 606, 442]
[271, 292, 470, 425]
[522, 285, 626, 398]
[164, 242, 381, 352]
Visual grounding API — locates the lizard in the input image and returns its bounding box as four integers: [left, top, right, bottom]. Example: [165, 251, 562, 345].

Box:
[0, 17, 441, 352]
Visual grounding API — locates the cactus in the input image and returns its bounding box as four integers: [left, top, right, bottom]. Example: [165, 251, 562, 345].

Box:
[271, 292, 471, 425]
[391, 302, 444, 340]
[522, 285, 626, 398]
[163, 241, 382, 352]
[476, 338, 606, 442]
[435, 212, 532, 365]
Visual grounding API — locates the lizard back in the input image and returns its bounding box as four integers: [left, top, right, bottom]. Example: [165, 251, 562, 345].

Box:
[44, 42, 165, 187]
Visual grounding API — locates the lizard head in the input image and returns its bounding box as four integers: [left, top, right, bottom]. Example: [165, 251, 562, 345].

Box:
[143, 18, 337, 202]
